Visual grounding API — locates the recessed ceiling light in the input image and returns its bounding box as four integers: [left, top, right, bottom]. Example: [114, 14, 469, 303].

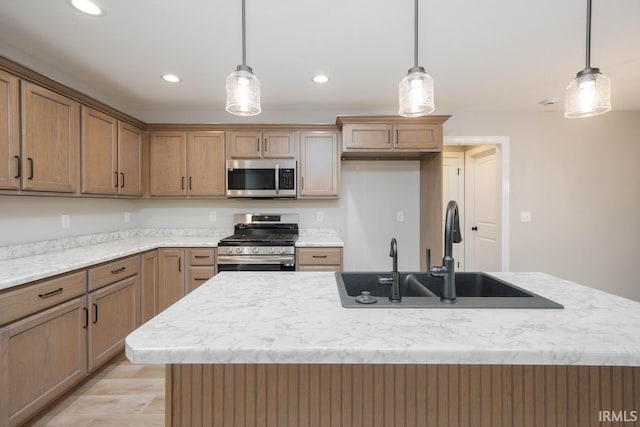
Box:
[162, 74, 181, 83]
[312, 75, 329, 84]
[69, 0, 104, 16]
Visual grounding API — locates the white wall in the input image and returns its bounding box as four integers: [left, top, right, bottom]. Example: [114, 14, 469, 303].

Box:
[446, 111, 640, 301]
[0, 161, 420, 271]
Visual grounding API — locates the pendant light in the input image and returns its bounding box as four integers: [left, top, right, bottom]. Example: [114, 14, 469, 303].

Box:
[399, 0, 434, 117]
[226, 0, 261, 116]
[565, 0, 611, 118]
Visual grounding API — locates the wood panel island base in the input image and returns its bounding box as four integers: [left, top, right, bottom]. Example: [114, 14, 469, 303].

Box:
[125, 272, 640, 427]
[167, 363, 640, 426]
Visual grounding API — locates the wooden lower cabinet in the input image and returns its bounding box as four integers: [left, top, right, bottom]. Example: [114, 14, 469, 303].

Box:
[188, 248, 216, 293]
[297, 247, 343, 272]
[87, 275, 138, 371]
[0, 297, 87, 427]
[167, 363, 640, 427]
[140, 250, 159, 324]
[158, 248, 186, 312]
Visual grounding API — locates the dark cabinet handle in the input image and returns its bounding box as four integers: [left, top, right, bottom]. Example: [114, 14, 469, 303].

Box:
[178, 257, 182, 272]
[38, 287, 63, 298]
[189, 176, 192, 190]
[312, 255, 328, 259]
[14, 156, 20, 178]
[114, 171, 118, 188]
[120, 172, 125, 188]
[27, 158, 34, 180]
[83, 307, 89, 329]
[194, 255, 209, 259]
[472, 226, 478, 231]
[194, 277, 208, 281]
[111, 266, 126, 274]
[92, 303, 98, 324]
[181, 176, 185, 190]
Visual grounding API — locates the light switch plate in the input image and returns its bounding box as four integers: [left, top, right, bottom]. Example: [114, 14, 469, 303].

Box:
[209, 211, 216, 222]
[124, 212, 130, 223]
[520, 211, 532, 222]
[61, 214, 70, 229]
[317, 211, 324, 222]
[397, 211, 404, 222]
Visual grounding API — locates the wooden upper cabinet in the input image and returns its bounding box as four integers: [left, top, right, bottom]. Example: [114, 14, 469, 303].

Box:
[81, 106, 117, 195]
[342, 124, 392, 150]
[227, 130, 296, 159]
[21, 81, 79, 193]
[394, 123, 441, 150]
[187, 131, 225, 196]
[149, 131, 187, 196]
[338, 116, 449, 156]
[117, 122, 143, 196]
[299, 131, 340, 198]
[0, 70, 20, 190]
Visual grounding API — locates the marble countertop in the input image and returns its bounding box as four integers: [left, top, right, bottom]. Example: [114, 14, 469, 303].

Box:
[125, 271, 640, 366]
[0, 229, 344, 291]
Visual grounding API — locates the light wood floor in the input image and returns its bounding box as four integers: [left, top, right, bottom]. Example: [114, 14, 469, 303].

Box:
[24, 353, 165, 427]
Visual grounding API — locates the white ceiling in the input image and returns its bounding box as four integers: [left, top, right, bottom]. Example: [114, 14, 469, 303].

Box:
[0, 0, 639, 123]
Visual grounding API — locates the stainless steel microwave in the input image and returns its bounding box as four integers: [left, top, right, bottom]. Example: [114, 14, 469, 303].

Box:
[226, 159, 296, 198]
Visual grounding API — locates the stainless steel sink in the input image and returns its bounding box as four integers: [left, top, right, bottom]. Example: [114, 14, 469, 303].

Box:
[336, 272, 563, 309]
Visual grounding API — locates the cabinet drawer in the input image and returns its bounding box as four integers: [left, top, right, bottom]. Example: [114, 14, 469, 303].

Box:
[88, 255, 140, 292]
[188, 266, 216, 293]
[0, 271, 86, 326]
[190, 248, 216, 266]
[297, 265, 342, 272]
[297, 248, 343, 266]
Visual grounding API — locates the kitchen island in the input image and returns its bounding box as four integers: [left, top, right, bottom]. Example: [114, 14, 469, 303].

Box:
[126, 271, 640, 426]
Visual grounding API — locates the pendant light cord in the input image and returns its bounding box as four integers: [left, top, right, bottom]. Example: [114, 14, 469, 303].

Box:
[414, 0, 419, 68]
[242, 0, 247, 66]
[585, 0, 592, 69]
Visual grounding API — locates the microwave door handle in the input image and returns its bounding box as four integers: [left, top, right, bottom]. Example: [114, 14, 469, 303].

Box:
[275, 163, 279, 195]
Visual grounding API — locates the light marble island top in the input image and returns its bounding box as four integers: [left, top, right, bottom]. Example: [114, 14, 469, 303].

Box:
[0, 228, 343, 291]
[125, 271, 640, 366]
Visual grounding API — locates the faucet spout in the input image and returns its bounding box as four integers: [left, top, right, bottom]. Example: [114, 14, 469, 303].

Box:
[389, 238, 401, 302]
[430, 200, 462, 303]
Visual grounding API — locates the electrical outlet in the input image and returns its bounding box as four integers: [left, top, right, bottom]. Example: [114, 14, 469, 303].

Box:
[124, 212, 130, 223]
[61, 214, 70, 229]
[397, 211, 404, 222]
[317, 211, 324, 222]
[209, 211, 216, 222]
[520, 211, 532, 222]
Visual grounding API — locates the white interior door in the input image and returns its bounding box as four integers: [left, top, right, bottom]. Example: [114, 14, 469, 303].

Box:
[442, 151, 465, 270]
[465, 146, 501, 271]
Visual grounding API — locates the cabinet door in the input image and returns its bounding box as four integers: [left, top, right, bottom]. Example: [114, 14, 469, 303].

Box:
[140, 250, 158, 325]
[262, 131, 296, 158]
[299, 131, 339, 198]
[227, 131, 261, 158]
[150, 131, 186, 196]
[87, 276, 138, 371]
[21, 81, 79, 192]
[0, 70, 20, 190]
[0, 297, 87, 427]
[187, 131, 225, 196]
[117, 122, 143, 196]
[394, 123, 441, 150]
[80, 106, 117, 195]
[342, 123, 391, 150]
[158, 249, 186, 312]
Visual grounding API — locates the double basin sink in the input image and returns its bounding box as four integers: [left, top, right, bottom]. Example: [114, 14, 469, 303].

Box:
[336, 272, 563, 309]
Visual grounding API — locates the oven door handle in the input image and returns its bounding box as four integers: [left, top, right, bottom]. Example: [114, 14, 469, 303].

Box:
[217, 255, 295, 265]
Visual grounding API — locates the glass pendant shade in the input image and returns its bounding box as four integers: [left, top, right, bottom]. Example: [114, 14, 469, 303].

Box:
[564, 68, 611, 118]
[399, 66, 434, 117]
[225, 65, 261, 116]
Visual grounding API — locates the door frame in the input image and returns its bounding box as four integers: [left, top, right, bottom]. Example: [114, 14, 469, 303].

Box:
[443, 136, 510, 271]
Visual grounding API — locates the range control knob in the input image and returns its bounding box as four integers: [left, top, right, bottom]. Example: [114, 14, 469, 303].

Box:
[279, 247, 287, 255]
[235, 247, 243, 254]
[225, 248, 232, 254]
[268, 247, 276, 254]
[252, 247, 259, 254]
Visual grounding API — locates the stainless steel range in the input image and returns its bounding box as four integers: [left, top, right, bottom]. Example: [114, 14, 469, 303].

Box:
[217, 213, 299, 272]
